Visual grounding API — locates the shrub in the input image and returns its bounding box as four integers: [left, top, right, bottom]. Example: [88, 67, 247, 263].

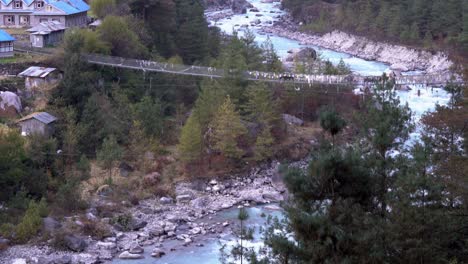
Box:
[15, 200, 45, 243]
[55, 180, 87, 212]
[111, 213, 133, 231]
[0, 223, 15, 239]
[82, 220, 112, 240]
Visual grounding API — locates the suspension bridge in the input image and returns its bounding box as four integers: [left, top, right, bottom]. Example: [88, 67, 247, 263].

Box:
[15, 44, 465, 87]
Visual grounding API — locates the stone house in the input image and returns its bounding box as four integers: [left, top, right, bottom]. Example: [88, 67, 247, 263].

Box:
[27, 20, 66, 47]
[0, 0, 89, 28]
[18, 66, 62, 90]
[16, 111, 57, 136]
[0, 28, 14, 57]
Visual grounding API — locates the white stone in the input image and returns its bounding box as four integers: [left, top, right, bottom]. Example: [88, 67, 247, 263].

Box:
[118, 251, 143, 259]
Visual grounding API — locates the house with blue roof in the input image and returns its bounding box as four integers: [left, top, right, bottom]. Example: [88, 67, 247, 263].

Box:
[0, 29, 15, 57]
[0, 0, 88, 28]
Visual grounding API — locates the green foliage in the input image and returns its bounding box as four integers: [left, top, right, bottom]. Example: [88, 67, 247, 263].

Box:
[90, 0, 116, 19]
[15, 200, 47, 243]
[210, 96, 247, 159]
[0, 130, 27, 202]
[97, 135, 124, 178]
[319, 107, 347, 139]
[55, 179, 87, 212]
[178, 113, 203, 162]
[133, 96, 165, 138]
[174, 0, 209, 64]
[98, 16, 148, 58]
[193, 81, 226, 132]
[254, 126, 275, 161]
[111, 213, 134, 231]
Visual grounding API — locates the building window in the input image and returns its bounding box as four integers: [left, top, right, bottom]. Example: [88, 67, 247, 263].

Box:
[0, 42, 13, 53]
[36, 1, 44, 8]
[46, 5, 53, 12]
[4, 15, 15, 25]
[14, 1, 22, 9]
[19, 15, 30, 25]
[39, 18, 48, 22]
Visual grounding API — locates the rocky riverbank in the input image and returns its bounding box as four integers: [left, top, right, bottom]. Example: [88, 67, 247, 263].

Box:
[260, 16, 453, 73]
[0, 160, 308, 264]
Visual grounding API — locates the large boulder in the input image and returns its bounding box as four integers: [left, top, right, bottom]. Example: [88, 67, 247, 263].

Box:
[231, 0, 253, 14]
[0, 91, 21, 118]
[64, 235, 87, 252]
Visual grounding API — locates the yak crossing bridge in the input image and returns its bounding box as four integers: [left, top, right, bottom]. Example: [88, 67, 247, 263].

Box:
[14, 44, 465, 87]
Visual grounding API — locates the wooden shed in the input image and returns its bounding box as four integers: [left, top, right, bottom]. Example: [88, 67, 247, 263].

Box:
[16, 112, 57, 137]
[18, 66, 62, 90]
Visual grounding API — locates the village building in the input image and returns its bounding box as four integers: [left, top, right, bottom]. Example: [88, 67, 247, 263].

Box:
[18, 66, 62, 90]
[16, 111, 57, 136]
[27, 20, 66, 47]
[0, 0, 89, 28]
[0, 29, 14, 57]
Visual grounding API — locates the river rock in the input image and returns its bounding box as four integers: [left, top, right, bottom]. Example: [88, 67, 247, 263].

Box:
[118, 251, 144, 259]
[209, 179, 218, 185]
[97, 241, 117, 250]
[64, 235, 87, 252]
[262, 192, 283, 202]
[231, 0, 253, 14]
[191, 196, 210, 208]
[129, 242, 144, 254]
[0, 237, 9, 248]
[150, 226, 165, 237]
[96, 184, 112, 196]
[160, 196, 173, 204]
[191, 227, 202, 235]
[176, 194, 192, 203]
[132, 220, 148, 231]
[54, 255, 72, 264]
[151, 248, 166, 258]
[282, 114, 304, 126]
[12, 259, 27, 264]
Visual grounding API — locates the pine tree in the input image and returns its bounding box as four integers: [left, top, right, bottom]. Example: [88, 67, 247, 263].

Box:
[97, 135, 123, 180]
[319, 107, 347, 145]
[210, 96, 247, 159]
[193, 81, 226, 132]
[254, 126, 274, 161]
[360, 80, 413, 218]
[261, 37, 282, 72]
[174, 0, 209, 64]
[178, 113, 203, 162]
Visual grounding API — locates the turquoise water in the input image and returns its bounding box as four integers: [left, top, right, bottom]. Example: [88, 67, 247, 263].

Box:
[210, 0, 390, 76]
[112, 206, 283, 264]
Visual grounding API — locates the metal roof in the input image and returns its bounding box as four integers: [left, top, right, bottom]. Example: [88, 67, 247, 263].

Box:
[17, 112, 57, 124]
[0, 29, 15, 42]
[27, 21, 67, 34]
[1, 0, 89, 15]
[48, 0, 89, 15]
[18, 66, 57, 78]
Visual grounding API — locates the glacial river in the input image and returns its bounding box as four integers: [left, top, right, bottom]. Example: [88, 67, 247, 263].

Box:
[113, 0, 450, 263]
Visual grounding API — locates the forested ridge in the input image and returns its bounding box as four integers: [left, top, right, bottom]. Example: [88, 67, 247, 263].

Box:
[283, 0, 468, 55]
